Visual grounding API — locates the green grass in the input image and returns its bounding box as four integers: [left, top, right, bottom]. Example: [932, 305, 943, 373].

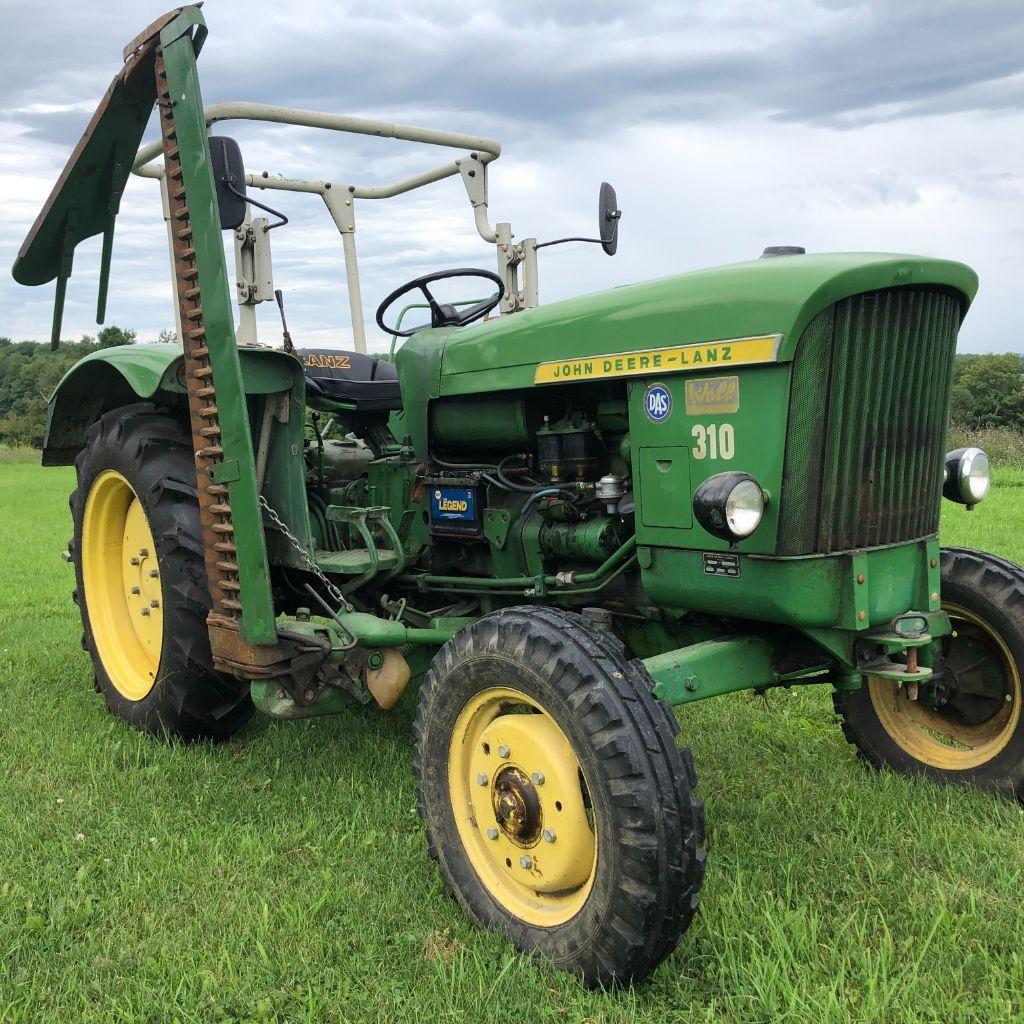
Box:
[1, 461, 1023, 1024]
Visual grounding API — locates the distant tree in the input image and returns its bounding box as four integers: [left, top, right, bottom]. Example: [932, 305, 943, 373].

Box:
[0, 334, 117, 447]
[156, 328, 177, 344]
[97, 325, 137, 348]
[950, 353, 1024, 432]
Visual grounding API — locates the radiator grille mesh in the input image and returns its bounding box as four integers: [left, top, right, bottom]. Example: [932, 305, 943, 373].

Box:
[777, 287, 962, 554]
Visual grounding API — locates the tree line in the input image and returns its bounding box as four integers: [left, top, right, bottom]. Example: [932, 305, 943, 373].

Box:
[0, 337, 1021, 449]
[0, 328, 173, 448]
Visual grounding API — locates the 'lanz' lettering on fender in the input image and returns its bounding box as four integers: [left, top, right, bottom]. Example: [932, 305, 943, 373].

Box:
[533, 335, 780, 384]
[303, 353, 352, 370]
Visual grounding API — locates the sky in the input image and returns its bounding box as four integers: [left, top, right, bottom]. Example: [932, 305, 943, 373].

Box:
[1, 0, 1022, 354]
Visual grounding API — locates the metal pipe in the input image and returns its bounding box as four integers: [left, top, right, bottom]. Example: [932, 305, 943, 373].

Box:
[341, 230, 366, 353]
[132, 101, 500, 209]
[413, 537, 638, 591]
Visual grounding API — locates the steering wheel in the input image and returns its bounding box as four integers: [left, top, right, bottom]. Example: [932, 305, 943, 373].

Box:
[376, 268, 504, 338]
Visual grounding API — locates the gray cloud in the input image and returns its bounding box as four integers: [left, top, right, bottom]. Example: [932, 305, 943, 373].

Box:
[0, 1, 1022, 352]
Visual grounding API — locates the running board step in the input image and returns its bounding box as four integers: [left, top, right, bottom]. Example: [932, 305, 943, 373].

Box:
[315, 549, 399, 575]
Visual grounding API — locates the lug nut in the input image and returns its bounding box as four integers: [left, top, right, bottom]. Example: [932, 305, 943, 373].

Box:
[486, 827, 499, 840]
[519, 855, 533, 870]
[130, 586, 141, 595]
[149, 569, 159, 579]
[150, 600, 160, 609]
[543, 829, 556, 844]
[531, 771, 545, 786]
[140, 608, 151, 617]
[139, 548, 149, 557]
[497, 744, 511, 759]
[476, 772, 488, 787]
[130, 557, 140, 566]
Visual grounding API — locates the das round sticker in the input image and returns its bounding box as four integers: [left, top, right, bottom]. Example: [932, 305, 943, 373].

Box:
[644, 383, 672, 422]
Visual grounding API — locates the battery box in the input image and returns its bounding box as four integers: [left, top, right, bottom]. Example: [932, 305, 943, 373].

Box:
[426, 478, 483, 537]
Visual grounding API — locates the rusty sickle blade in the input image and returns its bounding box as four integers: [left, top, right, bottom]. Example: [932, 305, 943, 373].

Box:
[155, 49, 243, 627]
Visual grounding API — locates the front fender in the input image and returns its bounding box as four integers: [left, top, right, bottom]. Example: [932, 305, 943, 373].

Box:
[43, 343, 303, 465]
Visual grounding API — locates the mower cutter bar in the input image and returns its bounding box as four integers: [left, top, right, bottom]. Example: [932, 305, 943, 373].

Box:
[155, 48, 243, 631]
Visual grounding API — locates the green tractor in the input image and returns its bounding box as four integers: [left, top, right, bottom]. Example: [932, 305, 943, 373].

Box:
[14, 6, 1024, 986]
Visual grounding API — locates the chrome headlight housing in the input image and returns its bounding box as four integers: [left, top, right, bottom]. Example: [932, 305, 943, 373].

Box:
[943, 447, 990, 507]
[693, 472, 767, 542]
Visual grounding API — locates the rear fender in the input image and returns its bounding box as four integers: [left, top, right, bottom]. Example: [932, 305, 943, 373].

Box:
[43, 343, 302, 464]
[44, 341, 315, 568]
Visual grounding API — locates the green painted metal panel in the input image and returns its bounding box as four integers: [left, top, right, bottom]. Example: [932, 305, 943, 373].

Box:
[628, 364, 790, 554]
[48, 343, 296, 401]
[161, 16, 276, 644]
[49, 344, 185, 400]
[643, 636, 784, 705]
[42, 345, 302, 463]
[637, 446, 693, 529]
[393, 329, 448, 459]
[430, 253, 976, 397]
[11, 38, 157, 287]
[640, 538, 937, 631]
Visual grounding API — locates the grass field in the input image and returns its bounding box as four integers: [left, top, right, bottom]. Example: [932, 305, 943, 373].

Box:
[1, 455, 1023, 1024]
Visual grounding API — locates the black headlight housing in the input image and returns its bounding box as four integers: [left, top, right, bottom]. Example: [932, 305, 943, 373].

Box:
[943, 447, 990, 508]
[693, 472, 767, 542]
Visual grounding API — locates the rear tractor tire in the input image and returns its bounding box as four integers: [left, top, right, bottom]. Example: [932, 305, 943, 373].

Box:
[835, 547, 1024, 799]
[413, 606, 706, 986]
[70, 403, 253, 741]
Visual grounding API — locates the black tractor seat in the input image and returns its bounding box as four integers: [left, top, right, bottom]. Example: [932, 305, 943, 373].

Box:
[297, 348, 403, 412]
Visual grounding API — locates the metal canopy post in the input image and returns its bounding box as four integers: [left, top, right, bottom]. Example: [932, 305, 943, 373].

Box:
[322, 188, 366, 353]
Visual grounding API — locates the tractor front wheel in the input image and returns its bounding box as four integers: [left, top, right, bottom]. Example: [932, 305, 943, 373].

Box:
[835, 547, 1024, 799]
[413, 606, 706, 986]
[70, 403, 252, 741]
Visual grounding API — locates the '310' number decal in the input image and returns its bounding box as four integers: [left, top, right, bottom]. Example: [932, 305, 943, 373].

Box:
[691, 423, 735, 460]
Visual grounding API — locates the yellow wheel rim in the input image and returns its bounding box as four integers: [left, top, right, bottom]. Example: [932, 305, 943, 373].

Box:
[868, 602, 1021, 770]
[82, 471, 163, 701]
[448, 686, 597, 927]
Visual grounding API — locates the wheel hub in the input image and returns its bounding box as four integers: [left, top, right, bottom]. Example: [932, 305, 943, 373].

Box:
[492, 766, 542, 846]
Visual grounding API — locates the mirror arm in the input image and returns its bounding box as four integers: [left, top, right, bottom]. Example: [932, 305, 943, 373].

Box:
[226, 181, 288, 230]
[535, 235, 605, 250]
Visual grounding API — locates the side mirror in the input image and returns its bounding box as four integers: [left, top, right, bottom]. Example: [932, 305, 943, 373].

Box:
[209, 135, 247, 230]
[599, 181, 621, 256]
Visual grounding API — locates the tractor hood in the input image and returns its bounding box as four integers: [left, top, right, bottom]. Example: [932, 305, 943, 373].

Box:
[434, 252, 977, 397]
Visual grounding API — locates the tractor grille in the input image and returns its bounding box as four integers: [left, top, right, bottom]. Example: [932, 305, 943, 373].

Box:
[776, 287, 963, 555]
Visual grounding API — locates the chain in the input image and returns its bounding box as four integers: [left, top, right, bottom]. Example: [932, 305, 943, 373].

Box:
[259, 495, 352, 612]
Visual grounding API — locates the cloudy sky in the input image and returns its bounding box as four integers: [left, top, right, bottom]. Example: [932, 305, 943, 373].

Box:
[1, 0, 1022, 353]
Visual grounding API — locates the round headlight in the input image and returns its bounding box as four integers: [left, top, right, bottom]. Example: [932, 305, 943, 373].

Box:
[943, 447, 990, 506]
[693, 472, 767, 542]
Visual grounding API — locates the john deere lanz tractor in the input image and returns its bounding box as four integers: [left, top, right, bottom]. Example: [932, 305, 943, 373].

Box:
[14, 7, 1024, 986]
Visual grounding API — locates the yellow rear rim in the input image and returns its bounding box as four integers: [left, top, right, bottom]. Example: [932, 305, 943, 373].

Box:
[82, 471, 163, 701]
[448, 686, 597, 927]
[868, 602, 1021, 770]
